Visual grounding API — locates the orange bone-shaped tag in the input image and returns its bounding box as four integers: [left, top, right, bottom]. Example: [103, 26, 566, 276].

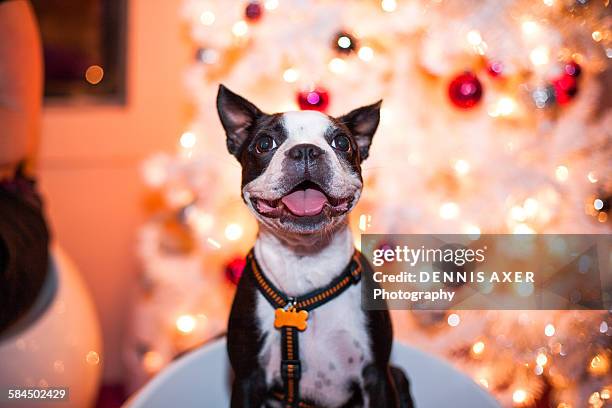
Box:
[274, 308, 309, 331]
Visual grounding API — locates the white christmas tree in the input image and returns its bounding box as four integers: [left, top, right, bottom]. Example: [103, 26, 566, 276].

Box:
[126, 1, 611, 406]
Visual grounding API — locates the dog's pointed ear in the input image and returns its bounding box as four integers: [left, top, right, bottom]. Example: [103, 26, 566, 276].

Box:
[217, 84, 264, 157]
[338, 100, 382, 161]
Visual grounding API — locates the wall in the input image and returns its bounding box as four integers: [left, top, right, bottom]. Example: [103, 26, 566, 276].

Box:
[38, 0, 189, 383]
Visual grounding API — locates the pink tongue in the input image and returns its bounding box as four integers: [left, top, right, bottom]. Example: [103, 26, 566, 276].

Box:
[281, 188, 328, 216]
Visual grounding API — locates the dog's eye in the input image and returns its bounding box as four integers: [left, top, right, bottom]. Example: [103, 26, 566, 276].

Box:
[331, 134, 350, 152]
[255, 136, 277, 153]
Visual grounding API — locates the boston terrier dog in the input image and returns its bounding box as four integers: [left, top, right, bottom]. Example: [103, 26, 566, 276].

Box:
[217, 85, 413, 408]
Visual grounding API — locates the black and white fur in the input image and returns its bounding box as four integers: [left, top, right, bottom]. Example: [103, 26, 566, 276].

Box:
[217, 85, 413, 408]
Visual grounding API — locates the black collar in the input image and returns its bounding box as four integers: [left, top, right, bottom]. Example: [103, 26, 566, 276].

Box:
[247, 248, 363, 312]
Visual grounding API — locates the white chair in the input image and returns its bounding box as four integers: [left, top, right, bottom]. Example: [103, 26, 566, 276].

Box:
[125, 338, 500, 408]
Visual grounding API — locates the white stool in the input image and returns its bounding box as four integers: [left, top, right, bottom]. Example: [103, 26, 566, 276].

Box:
[125, 338, 500, 408]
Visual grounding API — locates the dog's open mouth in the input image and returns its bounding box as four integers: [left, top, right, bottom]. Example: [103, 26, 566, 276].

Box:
[252, 181, 352, 218]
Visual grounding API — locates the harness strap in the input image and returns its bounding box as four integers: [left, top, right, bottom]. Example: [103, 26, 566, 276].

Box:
[247, 249, 363, 408]
[282, 326, 300, 405]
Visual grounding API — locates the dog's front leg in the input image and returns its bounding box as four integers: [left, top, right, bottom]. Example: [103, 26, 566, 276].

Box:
[231, 369, 267, 408]
[362, 364, 401, 408]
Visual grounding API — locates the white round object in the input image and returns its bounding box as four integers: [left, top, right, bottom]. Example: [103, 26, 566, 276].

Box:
[0, 246, 102, 408]
[125, 338, 500, 408]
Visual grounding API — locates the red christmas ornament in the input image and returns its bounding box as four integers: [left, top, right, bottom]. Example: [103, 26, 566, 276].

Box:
[486, 60, 504, 78]
[297, 87, 330, 112]
[552, 74, 578, 105]
[563, 60, 582, 77]
[377, 241, 394, 252]
[225, 256, 246, 285]
[245, 1, 263, 22]
[448, 72, 483, 109]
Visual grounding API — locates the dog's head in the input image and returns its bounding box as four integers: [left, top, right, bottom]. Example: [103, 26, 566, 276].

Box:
[217, 85, 381, 236]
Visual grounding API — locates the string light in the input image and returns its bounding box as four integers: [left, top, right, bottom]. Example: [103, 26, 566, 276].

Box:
[592, 31, 603, 42]
[542, 0, 554, 6]
[176, 314, 197, 334]
[587, 171, 598, 183]
[464, 223, 481, 239]
[264, 0, 279, 10]
[143, 351, 165, 374]
[207, 237, 221, 249]
[381, 0, 397, 12]
[467, 30, 483, 46]
[593, 199, 604, 211]
[180, 131, 197, 149]
[545, 323, 556, 337]
[232, 20, 249, 37]
[472, 341, 485, 356]
[597, 212, 608, 223]
[523, 198, 539, 217]
[142, 155, 168, 187]
[589, 353, 610, 376]
[536, 352, 548, 366]
[439, 202, 460, 219]
[85, 65, 104, 85]
[354, 235, 361, 251]
[358, 46, 374, 62]
[512, 389, 528, 405]
[85, 351, 100, 365]
[224, 223, 244, 241]
[196, 48, 219, 64]
[453, 159, 470, 175]
[380, 107, 393, 123]
[497, 97, 516, 116]
[555, 165, 569, 182]
[571, 52, 585, 64]
[511, 206, 527, 222]
[283, 68, 300, 83]
[475, 42, 487, 55]
[488, 96, 517, 117]
[328, 57, 348, 74]
[466, 29, 487, 54]
[521, 20, 539, 37]
[530, 46, 550, 66]
[513, 223, 535, 234]
[447, 313, 460, 327]
[165, 187, 194, 208]
[184, 206, 214, 234]
[358, 214, 372, 232]
[199, 11, 215, 25]
[589, 392, 604, 408]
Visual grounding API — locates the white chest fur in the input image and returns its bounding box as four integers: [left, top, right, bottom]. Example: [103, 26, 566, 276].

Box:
[253, 226, 371, 407]
[256, 284, 371, 407]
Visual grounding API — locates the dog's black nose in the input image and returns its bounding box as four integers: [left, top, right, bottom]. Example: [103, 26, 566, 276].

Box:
[287, 144, 324, 161]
